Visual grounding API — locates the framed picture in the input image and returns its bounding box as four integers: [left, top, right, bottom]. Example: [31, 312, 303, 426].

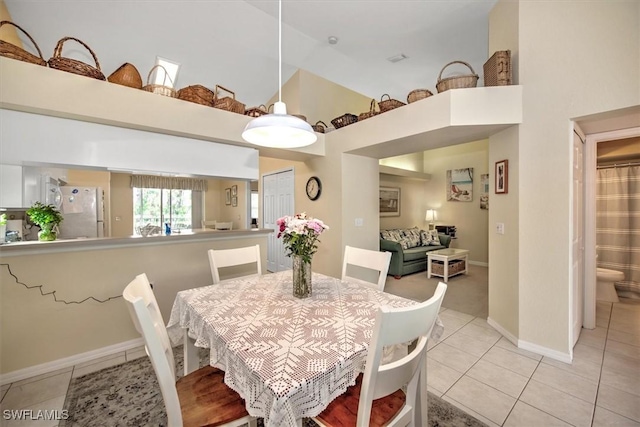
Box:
[225, 188, 231, 205]
[446, 168, 473, 202]
[231, 185, 238, 197]
[495, 160, 509, 194]
[379, 187, 400, 217]
[232, 196, 238, 207]
[480, 174, 489, 210]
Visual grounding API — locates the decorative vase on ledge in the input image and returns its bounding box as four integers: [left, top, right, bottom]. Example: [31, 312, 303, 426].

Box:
[292, 255, 312, 298]
[38, 224, 57, 241]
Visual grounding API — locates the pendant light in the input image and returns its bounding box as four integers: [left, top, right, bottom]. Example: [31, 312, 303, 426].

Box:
[241, 0, 317, 148]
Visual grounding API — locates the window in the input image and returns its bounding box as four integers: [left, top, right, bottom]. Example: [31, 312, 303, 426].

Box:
[133, 188, 192, 233]
[251, 191, 259, 220]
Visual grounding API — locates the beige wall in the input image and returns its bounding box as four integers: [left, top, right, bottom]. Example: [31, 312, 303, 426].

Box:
[489, 0, 640, 354]
[0, 234, 269, 373]
[216, 179, 249, 230]
[422, 139, 490, 264]
[380, 152, 425, 172]
[379, 175, 429, 231]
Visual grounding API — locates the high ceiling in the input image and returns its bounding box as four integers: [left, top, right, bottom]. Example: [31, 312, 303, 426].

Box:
[6, 0, 498, 108]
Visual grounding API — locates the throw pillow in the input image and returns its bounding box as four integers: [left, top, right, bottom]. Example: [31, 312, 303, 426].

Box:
[428, 229, 441, 246]
[420, 230, 432, 246]
[402, 227, 422, 248]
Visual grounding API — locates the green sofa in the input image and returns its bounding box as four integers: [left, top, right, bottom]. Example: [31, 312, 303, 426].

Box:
[380, 231, 451, 279]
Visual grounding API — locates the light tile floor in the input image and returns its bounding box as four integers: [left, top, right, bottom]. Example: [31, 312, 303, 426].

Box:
[1, 299, 638, 426]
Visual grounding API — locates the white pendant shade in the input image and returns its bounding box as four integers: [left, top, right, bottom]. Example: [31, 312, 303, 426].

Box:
[242, 102, 317, 148]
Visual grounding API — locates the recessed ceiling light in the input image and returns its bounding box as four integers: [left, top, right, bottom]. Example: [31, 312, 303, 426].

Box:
[387, 53, 408, 63]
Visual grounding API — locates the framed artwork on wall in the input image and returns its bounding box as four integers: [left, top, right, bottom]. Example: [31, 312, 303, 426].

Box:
[225, 188, 231, 205]
[446, 168, 473, 202]
[379, 187, 400, 217]
[231, 185, 238, 196]
[480, 173, 489, 210]
[495, 160, 508, 194]
[232, 196, 238, 207]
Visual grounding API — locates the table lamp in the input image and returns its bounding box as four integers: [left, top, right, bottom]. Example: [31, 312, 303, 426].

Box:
[425, 209, 437, 230]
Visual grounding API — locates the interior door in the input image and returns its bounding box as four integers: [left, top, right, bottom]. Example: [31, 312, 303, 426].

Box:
[263, 169, 294, 272]
[571, 128, 585, 347]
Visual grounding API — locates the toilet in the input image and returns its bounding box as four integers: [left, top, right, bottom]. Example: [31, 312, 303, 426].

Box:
[596, 268, 624, 303]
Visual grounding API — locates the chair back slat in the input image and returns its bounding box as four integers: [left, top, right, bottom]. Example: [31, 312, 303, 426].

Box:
[342, 245, 392, 291]
[208, 244, 262, 284]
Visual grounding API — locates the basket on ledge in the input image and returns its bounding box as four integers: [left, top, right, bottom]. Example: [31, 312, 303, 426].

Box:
[245, 104, 268, 117]
[378, 94, 405, 113]
[141, 64, 177, 98]
[107, 63, 143, 89]
[213, 84, 245, 114]
[407, 88, 433, 104]
[177, 84, 216, 106]
[331, 113, 358, 129]
[0, 21, 47, 66]
[358, 99, 380, 121]
[312, 121, 328, 133]
[436, 60, 479, 93]
[48, 36, 105, 80]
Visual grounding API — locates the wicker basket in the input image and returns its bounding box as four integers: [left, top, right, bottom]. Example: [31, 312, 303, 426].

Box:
[432, 259, 465, 276]
[48, 37, 105, 80]
[312, 121, 328, 133]
[358, 99, 380, 121]
[436, 60, 479, 93]
[107, 63, 142, 89]
[407, 89, 433, 103]
[0, 21, 46, 66]
[245, 104, 268, 117]
[141, 64, 177, 98]
[177, 84, 215, 106]
[484, 50, 512, 87]
[293, 114, 307, 122]
[331, 113, 358, 129]
[378, 94, 406, 113]
[214, 84, 245, 114]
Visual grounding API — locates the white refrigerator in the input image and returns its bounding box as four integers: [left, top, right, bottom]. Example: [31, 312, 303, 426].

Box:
[58, 187, 105, 239]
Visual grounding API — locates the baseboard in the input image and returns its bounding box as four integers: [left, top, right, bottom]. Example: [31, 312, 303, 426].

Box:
[518, 339, 572, 364]
[468, 261, 488, 267]
[487, 317, 572, 364]
[0, 337, 145, 386]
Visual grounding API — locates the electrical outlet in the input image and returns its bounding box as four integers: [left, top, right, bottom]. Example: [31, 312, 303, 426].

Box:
[496, 222, 505, 234]
[355, 218, 364, 227]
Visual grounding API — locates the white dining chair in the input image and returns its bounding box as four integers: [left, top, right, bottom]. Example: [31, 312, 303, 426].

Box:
[214, 221, 233, 230]
[202, 220, 217, 229]
[313, 282, 447, 427]
[122, 273, 256, 427]
[208, 244, 262, 284]
[341, 245, 392, 291]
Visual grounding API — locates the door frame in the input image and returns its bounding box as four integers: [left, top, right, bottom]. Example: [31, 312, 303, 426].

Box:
[261, 167, 295, 272]
[584, 126, 640, 329]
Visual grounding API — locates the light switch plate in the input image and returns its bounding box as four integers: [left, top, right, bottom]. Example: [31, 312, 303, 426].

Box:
[496, 222, 505, 234]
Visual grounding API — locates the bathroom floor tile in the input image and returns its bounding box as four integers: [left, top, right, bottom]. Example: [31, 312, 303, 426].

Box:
[541, 355, 601, 382]
[444, 375, 516, 425]
[2, 394, 66, 427]
[426, 356, 464, 395]
[481, 346, 539, 378]
[519, 380, 594, 427]
[530, 362, 598, 403]
[465, 359, 529, 398]
[0, 371, 71, 410]
[504, 401, 572, 427]
[606, 339, 640, 360]
[596, 383, 640, 422]
[607, 329, 640, 348]
[577, 327, 607, 350]
[593, 405, 640, 426]
[600, 367, 640, 397]
[494, 337, 542, 361]
[457, 323, 502, 345]
[427, 342, 480, 373]
[444, 331, 496, 357]
[573, 342, 605, 366]
[602, 351, 640, 378]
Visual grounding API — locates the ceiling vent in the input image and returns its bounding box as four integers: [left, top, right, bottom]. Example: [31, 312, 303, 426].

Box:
[387, 53, 408, 63]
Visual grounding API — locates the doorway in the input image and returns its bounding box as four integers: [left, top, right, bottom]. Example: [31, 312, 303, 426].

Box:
[583, 126, 640, 329]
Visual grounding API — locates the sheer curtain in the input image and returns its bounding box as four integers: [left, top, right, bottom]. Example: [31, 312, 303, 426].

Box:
[596, 165, 640, 295]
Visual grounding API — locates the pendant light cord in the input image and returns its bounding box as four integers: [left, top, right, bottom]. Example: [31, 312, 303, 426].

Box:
[278, 0, 282, 104]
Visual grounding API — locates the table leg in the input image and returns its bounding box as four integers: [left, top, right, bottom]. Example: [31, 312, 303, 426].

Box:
[427, 256, 432, 278]
[444, 260, 449, 283]
[463, 255, 468, 275]
[416, 356, 428, 426]
[183, 330, 200, 375]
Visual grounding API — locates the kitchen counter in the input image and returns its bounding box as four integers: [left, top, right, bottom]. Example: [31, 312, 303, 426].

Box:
[0, 228, 273, 257]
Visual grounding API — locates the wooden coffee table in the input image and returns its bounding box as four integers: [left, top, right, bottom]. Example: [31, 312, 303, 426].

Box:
[427, 248, 469, 282]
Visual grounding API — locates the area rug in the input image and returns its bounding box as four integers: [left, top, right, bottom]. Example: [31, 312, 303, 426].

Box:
[61, 347, 486, 427]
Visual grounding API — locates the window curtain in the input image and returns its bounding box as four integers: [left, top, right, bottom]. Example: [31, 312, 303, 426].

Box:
[596, 165, 639, 295]
[130, 175, 208, 191]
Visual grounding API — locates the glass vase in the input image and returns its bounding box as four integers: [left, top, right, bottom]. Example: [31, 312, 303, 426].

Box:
[292, 255, 312, 298]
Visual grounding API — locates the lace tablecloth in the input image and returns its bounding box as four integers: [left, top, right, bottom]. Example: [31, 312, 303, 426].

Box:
[167, 271, 442, 427]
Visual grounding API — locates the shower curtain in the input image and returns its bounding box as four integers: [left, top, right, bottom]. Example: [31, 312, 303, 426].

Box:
[596, 165, 640, 296]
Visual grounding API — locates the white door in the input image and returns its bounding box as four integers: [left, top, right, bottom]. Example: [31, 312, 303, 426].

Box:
[263, 169, 294, 272]
[571, 128, 585, 347]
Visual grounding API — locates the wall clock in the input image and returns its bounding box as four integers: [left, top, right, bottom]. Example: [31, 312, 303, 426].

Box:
[306, 176, 322, 201]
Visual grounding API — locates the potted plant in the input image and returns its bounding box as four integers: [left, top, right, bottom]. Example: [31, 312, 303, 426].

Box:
[26, 202, 63, 241]
[0, 213, 6, 243]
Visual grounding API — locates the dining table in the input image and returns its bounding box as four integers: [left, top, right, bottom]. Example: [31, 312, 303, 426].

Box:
[166, 270, 443, 427]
